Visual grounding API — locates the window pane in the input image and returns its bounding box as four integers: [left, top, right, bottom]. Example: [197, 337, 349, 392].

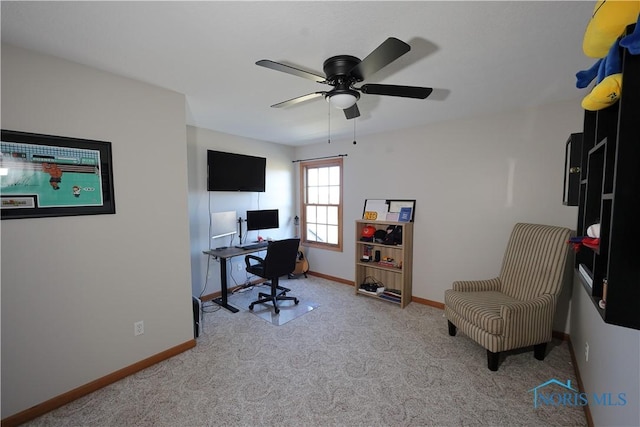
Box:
[327, 206, 338, 225]
[308, 186, 318, 204]
[308, 168, 318, 186]
[318, 185, 329, 204]
[306, 205, 316, 223]
[329, 186, 339, 205]
[316, 223, 327, 243]
[306, 223, 317, 242]
[327, 225, 338, 244]
[317, 205, 327, 224]
[318, 167, 329, 186]
[329, 166, 340, 185]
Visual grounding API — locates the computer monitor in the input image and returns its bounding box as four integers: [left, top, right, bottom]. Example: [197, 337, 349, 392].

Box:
[246, 209, 279, 231]
[211, 211, 238, 239]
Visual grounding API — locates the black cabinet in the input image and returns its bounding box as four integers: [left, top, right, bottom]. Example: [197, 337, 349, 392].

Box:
[563, 132, 583, 206]
[575, 25, 640, 330]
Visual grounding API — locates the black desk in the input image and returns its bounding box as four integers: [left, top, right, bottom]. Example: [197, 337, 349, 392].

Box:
[202, 246, 268, 313]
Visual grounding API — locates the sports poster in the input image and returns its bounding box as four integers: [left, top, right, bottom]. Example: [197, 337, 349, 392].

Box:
[1, 130, 115, 219]
[1, 141, 104, 208]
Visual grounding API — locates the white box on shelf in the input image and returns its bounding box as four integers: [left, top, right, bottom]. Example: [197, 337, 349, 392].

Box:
[579, 264, 593, 288]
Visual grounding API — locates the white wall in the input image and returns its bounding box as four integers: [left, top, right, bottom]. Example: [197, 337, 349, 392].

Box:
[186, 126, 296, 298]
[1, 45, 194, 418]
[294, 99, 582, 332]
[569, 276, 640, 426]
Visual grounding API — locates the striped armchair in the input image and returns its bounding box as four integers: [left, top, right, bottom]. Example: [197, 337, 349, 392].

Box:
[444, 223, 572, 371]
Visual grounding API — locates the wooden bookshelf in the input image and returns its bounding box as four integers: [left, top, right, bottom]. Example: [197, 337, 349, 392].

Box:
[354, 220, 413, 308]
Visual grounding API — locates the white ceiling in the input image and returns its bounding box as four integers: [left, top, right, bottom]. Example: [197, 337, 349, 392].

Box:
[1, 1, 596, 146]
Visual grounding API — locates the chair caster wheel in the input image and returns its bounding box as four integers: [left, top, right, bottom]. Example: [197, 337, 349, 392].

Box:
[294, 298, 299, 305]
[249, 304, 254, 310]
[275, 308, 280, 314]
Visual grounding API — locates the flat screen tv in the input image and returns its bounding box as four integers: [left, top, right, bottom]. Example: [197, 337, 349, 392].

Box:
[246, 209, 279, 231]
[207, 150, 266, 192]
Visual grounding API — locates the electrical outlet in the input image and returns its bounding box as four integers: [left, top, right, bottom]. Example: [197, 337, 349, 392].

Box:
[237, 263, 242, 271]
[134, 321, 144, 336]
[584, 341, 589, 362]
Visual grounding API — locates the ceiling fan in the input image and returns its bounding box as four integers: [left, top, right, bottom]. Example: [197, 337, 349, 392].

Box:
[256, 37, 433, 120]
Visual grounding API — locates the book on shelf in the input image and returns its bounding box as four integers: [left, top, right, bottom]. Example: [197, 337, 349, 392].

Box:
[377, 261, 396, 268]
[359, 286, 385, 296]
[378, 293, 401, 303]
[398, 206, 413, 222]
[578, 264, 593, 288]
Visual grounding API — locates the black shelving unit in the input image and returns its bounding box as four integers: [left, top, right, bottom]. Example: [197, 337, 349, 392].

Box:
[574, 25, 639, 330]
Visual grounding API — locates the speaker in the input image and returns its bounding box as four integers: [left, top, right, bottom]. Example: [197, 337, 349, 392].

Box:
[374, 250, 381, 262]
[192, 296, 201, 338]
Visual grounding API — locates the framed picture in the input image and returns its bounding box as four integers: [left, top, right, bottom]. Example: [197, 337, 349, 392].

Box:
[362, 199, 415, 222]
[362, 199, 388, 221]
[388, 199, 415, 222]
[1, 129, 116, 219]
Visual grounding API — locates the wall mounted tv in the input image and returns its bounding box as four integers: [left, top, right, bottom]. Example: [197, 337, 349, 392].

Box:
[207, 150, 266, 192]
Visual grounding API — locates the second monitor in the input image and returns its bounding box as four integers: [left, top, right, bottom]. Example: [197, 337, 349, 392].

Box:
[246, 209, 279, 231]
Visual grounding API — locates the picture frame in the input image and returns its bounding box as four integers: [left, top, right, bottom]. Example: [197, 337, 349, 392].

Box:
[1, 129, 116, 219]
[388, 199, 416, 222]
[362, 199, 415, 222]
[362, 199, 388, 221]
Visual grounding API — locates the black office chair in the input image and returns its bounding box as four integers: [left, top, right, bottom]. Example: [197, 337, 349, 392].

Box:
[245, 238, 300, 314]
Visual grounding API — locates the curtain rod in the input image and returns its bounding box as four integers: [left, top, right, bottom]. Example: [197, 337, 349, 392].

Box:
[292, 154, 348, 163]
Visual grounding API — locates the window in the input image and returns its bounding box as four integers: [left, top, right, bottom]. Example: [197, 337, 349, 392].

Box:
[300, 158, 343, 251]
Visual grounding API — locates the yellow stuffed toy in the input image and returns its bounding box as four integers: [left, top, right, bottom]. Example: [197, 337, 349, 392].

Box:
[581, 74, 622, 110]
[577, 0, 640, 110]
[577, 38, 623, 110]
[583, 0, 640, 58]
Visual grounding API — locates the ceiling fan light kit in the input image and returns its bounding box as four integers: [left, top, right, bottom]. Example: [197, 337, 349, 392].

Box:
[256, 37, 433, 120]
[327, 90, 359, 109]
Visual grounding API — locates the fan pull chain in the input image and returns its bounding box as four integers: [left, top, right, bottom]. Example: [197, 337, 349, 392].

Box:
[353, 117, 357, 145]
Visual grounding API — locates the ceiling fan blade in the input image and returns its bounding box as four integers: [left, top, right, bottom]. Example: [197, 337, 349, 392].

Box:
[256, 60, 326, 83]
[271, 92, 325, 108]
[343, 103, 360, 120]
[360, 84, 433, 99]
[349, 37, 411, 80]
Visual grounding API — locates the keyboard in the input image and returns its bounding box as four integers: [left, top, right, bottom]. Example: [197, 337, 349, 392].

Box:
[235, 241, 269, 250]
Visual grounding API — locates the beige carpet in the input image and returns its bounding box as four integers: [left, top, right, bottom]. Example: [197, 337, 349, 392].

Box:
[24, 276, 586, 426]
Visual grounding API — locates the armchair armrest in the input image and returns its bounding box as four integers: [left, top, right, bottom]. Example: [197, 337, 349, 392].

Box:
[245, 254, 264, 269]
[500, 294, 556, 349]
[452, 277, 501, 292]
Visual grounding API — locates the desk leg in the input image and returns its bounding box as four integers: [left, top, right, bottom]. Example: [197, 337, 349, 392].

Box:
[211, 257, 239, 313]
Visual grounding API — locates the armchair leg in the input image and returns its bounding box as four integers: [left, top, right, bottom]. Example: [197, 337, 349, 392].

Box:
[534, 343, 547, 361]
[447, 320, 457, 336]
[487, 350, 500, 371]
